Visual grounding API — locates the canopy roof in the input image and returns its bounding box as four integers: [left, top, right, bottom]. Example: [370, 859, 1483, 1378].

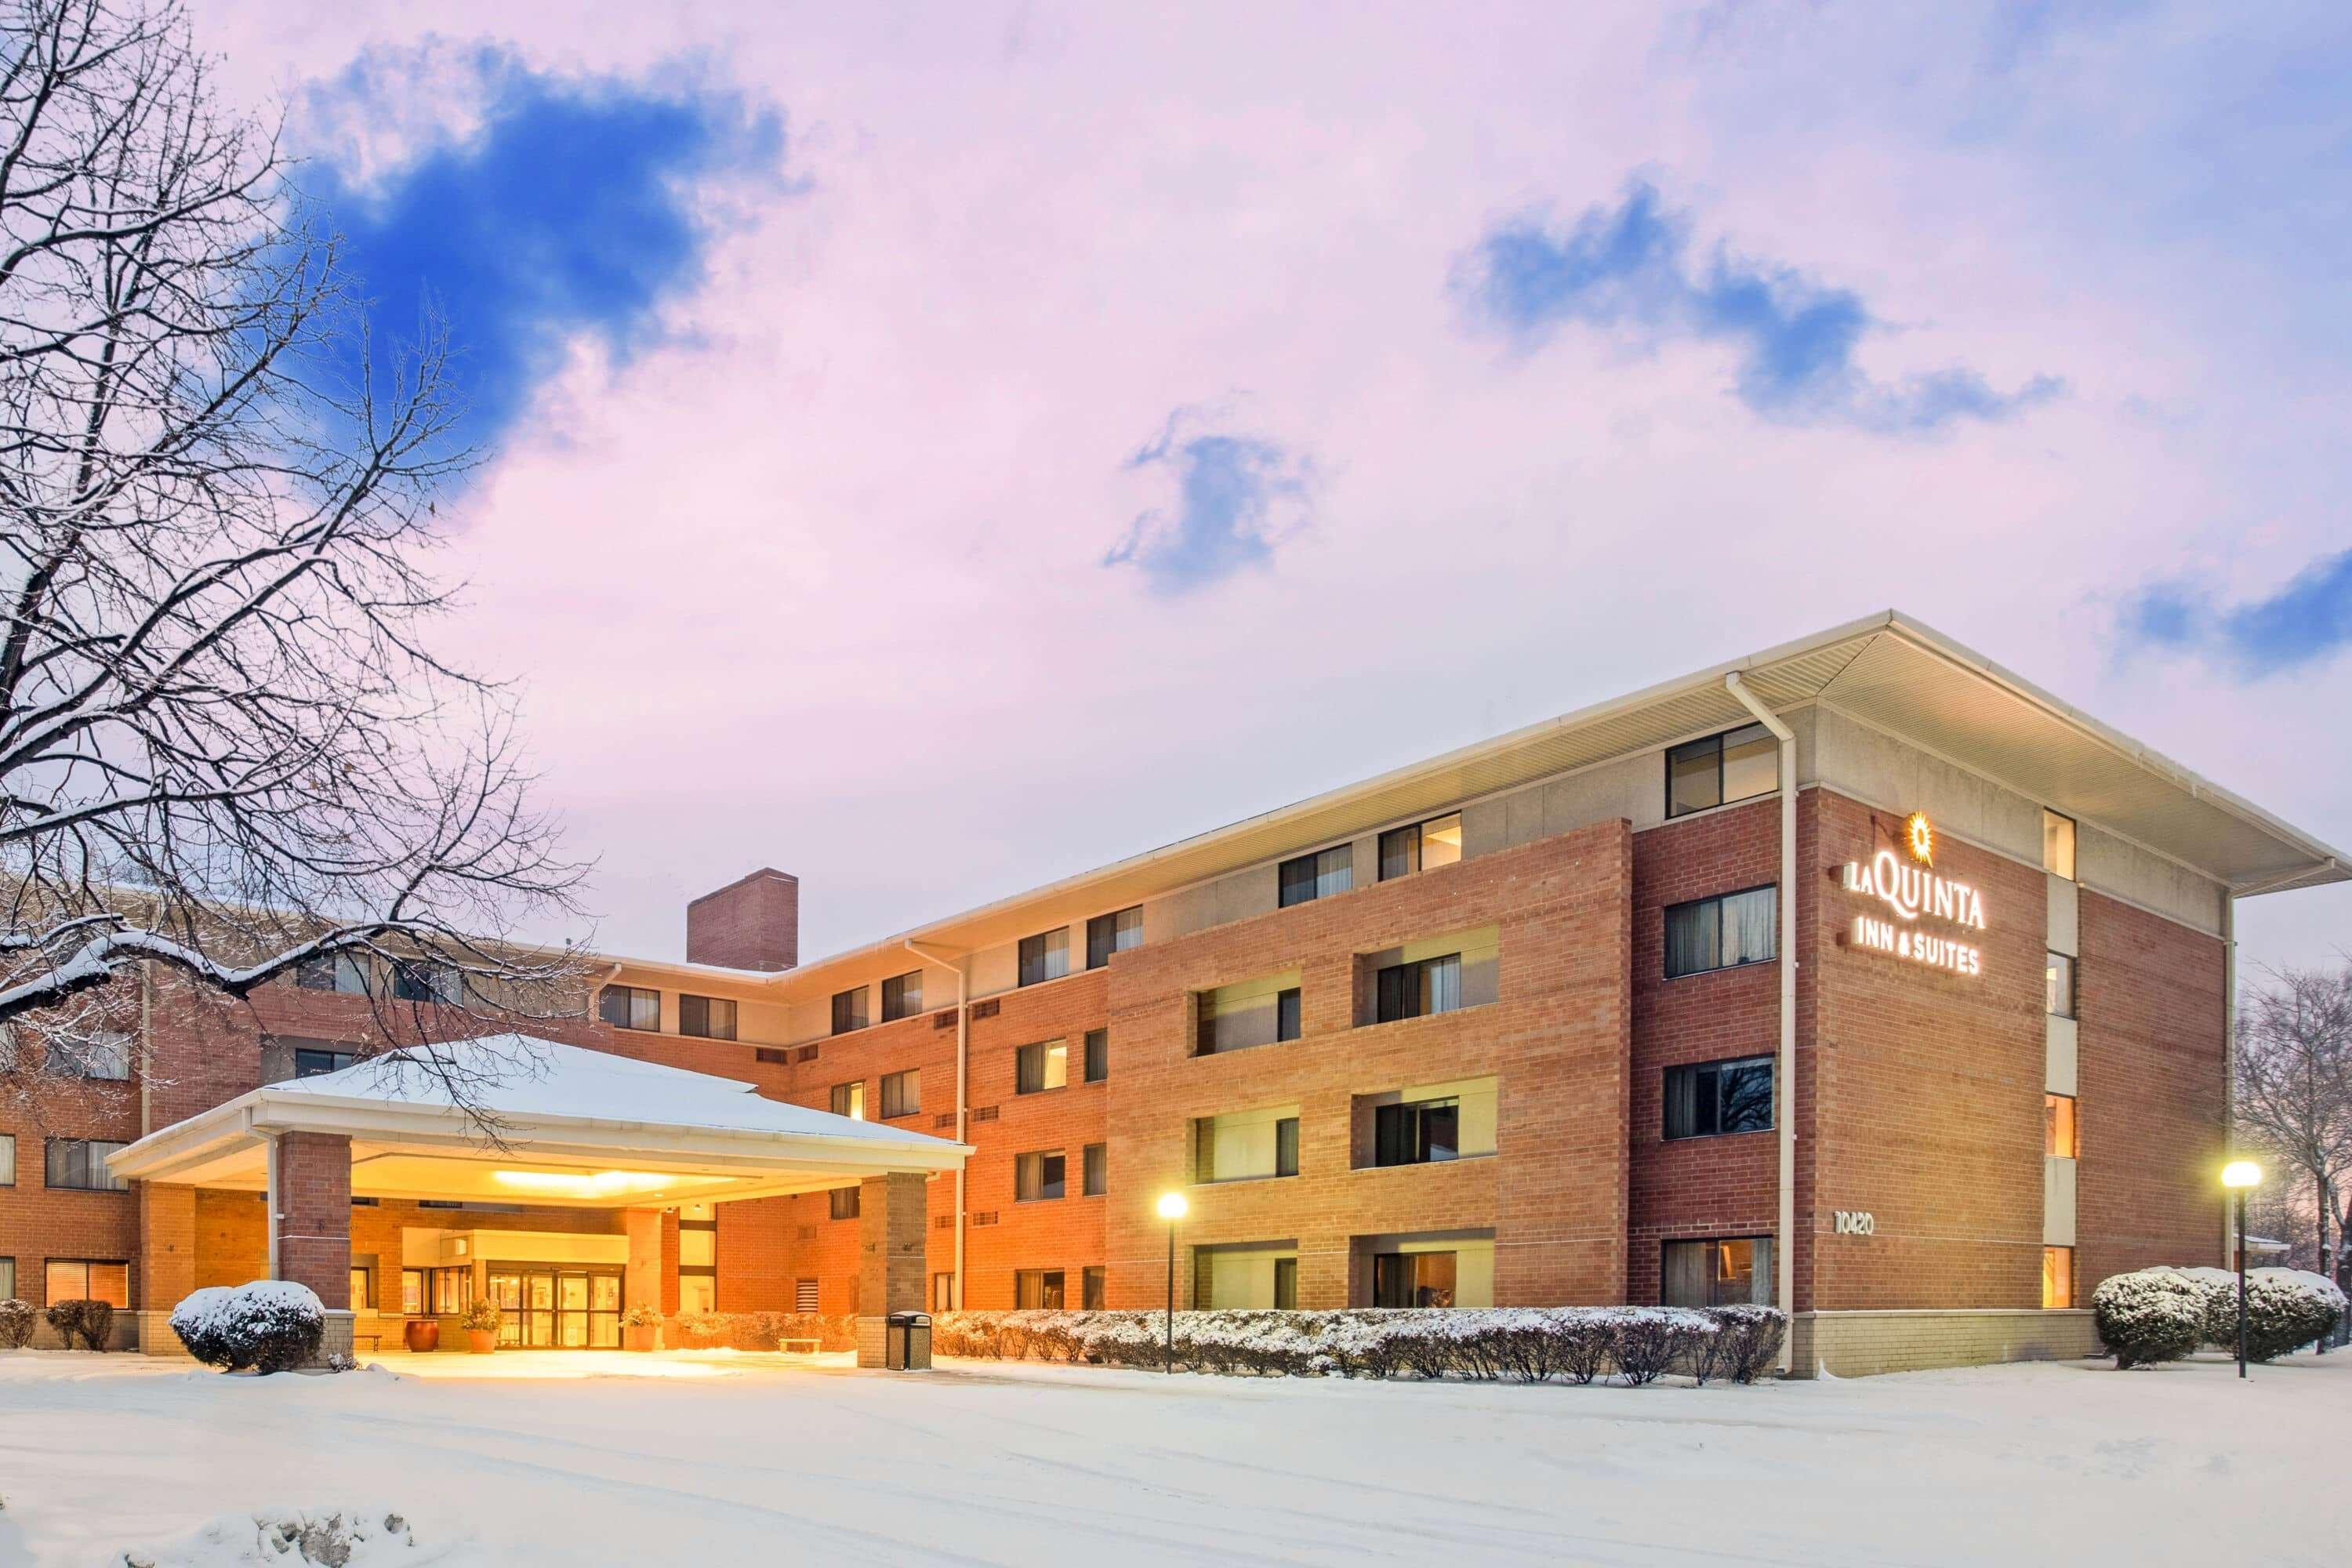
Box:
[108, 1036, 968, 1207]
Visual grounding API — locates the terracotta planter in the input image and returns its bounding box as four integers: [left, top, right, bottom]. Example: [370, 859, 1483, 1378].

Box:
[466, 1328, 497, 1354]
[622, 1323, 659, 1353]
[403, 1318, 441, 1354]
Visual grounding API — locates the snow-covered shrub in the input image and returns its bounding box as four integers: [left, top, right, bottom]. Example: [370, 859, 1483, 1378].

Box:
[114, 1504, 416, 1566]
[2091, 1269, 2206, 1367]
[1705, 1305, 1788, 1385]
[662, 1310, 856, 1351]
[0, 1297, 35, 1348]
[44, 1298, 112, 1350]
[1553, 1312, 1615, 1385]
[2188, 1268, 2347, 1361]
[171, 1281, 324, 1373]
[1610, 1308, 1712, 1386]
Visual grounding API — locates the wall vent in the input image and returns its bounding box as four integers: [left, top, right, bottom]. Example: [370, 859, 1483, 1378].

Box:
[794, 1044, 820, 1063]
[971, 999, 1000, 1021]
[933, 1011, 957, 1030]
[971, 1105, 999, 1123]
[755, 1047, 789, 1065]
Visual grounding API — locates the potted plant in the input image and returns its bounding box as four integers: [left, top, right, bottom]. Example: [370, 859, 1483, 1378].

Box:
[460, 1298, 503, 1354]
[620, 1304, 662, 1353]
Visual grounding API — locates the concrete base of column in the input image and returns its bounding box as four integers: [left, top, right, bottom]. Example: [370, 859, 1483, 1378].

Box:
[136, 1310, 194, 1358]
[315, 1308, 356, 1367]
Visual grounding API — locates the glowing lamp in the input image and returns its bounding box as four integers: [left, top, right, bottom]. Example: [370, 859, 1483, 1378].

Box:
[1156, 1192, 1189, 1220]
[2221, 1160, 2262, 1190]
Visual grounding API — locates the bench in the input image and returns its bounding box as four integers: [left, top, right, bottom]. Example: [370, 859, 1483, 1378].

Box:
[777, 1338, 822, 1356]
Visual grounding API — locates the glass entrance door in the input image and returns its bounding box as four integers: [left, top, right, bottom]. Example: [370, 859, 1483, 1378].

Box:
[487, 1266, 623, 1348]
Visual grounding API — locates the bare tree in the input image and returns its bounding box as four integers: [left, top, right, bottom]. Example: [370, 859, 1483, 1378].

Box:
[2234, 963, 2352, 1290]
[0, 0, 586, 1116]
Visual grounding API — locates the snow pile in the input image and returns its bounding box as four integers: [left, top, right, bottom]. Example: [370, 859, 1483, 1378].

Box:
[931, 1305, 1784, 1385]
[170, 1282, 325, 1374]
[109, 1504, 437, 1567]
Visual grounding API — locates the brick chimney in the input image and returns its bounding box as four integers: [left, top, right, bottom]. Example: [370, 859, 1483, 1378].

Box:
[685, 868, 800, 972]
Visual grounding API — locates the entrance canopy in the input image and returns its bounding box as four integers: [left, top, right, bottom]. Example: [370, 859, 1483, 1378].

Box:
[108, 1035, 968, 1207]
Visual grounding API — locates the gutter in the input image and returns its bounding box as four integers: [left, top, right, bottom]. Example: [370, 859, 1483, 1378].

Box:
[1726, 672, 1798, 1374]
[906, 938, 972, 1309]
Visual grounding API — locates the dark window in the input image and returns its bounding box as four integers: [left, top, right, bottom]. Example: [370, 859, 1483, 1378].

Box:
[1274, 1258, 1298, 1310]
[880, 1069, 920, 1119]
[1018, 928, 1070, 987]
[1371, 1251, 1457, 1308]
[1374, 1100, 1461, 1166]
[880, 971, 923, 1022]
[1015, 1150, 1066, 1202]
[1276, 1117, 1300, 1178]
[679, 994, 738, 1040]
[1664, 887, 1777, 978]
[1082, 1266, 1106, 1310]
[1083, 1028, 1109, 1083]
[44, 1258, 129, 1308]
[1374, 954, 1462, 1022]
[1378, 812, 1464, 880]
[829, 1080, 864, 1120]
[1278, 845, 1352, 908]
[598, 985, 660, 1032]
[1015, 1040, 1067, 1094]
[1087, 907, 1144, 969]
[392, 960, 459, 1004]
[1662, 1236, 1773, 1308]
[1083, 1142, 1107, 1197]
[1663, 1056, 1774, 1139]
[831, 987, 868, 1035]
[293, 1047, 359, 1079]
[1665, 724, 1777, 818]
[1276, 988, 1302, 1042]
[44, 1139, 129, 1192]
[52, 1032, 131, 1080]
[829, 1186, 860, 1221]
[2046, 952, 2077, 1020]
[295, 953, 368, 994]
[1015, 1269, 1065, 1309]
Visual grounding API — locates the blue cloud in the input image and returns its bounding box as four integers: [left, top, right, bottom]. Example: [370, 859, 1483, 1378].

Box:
[1104, 411, 1314, 593]
[1452, 182, 2063, 434]
[303, 48, 784, 452]
[2121, 548, 2352, 676]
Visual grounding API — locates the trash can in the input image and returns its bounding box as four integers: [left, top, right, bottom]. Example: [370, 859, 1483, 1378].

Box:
[886, 1311, 931, 1370]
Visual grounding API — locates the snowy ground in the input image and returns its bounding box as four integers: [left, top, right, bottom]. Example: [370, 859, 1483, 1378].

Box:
[2, 1347, 2346, 1566]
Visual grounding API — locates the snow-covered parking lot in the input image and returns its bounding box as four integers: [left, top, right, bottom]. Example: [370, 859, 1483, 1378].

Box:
[2, 1348, 2347, 1566]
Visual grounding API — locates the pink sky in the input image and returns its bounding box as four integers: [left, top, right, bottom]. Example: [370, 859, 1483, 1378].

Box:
[193, 2, 2352, 973]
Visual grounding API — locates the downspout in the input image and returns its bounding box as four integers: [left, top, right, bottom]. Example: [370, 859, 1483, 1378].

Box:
[1726, 672, 1797, 1373]
[905, 938, 971, 1308]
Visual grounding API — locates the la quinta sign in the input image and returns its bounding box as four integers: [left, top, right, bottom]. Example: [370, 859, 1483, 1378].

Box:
[1842, 815, 1987, 978]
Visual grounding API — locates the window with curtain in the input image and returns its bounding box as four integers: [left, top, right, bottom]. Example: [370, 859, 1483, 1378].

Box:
[1015, 1150, 1066, 1201]
[598, 985, 660, 1031]
[1379, 813, 1463, 880]
[1015, 1269, 1065, 1308]
[2045, 953, 2077, 1019]
[829, 1080, 864, 1120]
[1661, 1237, 1773, 1308]
[1083, 1029, 1109, 1083]
[1374, 954, 1462, 1022]
[1374, 1099, 1461, 1165]
[880, 971, 923, 1022]
[0, 1132, 12, 1186]
[1665, 724, 1777, 818]
[44, 1258, 129, 1307]
[1018, 928, 1070, 986]
[1664, 887, 1777, 978]
[1082, 1266, 1105, 1310]
[295, 952, 369, 994]
[1086, 907, 1143, 969]
[1277, 844, 1352, 908]
[1015, 1040, 1067, 1094]
[1371, 1251, 1457, 1308]
[1196, 975, 1303, 1054]
[1083, 1142, 1106, 1196]
[831, 987, 869, 1034]
[0, 1258, 13, 1301]
[45, 1139, 129, 1192]
[1663, 1056, 1774, 1139]
[679, 994, 738, 1040]
[53, 1032, 132, 1080]
[829, 1186, 860, 1220]
[880, 1069, 920, 1119]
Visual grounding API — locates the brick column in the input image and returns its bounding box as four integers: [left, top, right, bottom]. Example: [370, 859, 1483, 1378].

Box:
[272, 1131, 353, 1363]
[855, 1171, 927, 1368]
[625, 1208, 664, 1344]
[136, 1182, 198, 1356]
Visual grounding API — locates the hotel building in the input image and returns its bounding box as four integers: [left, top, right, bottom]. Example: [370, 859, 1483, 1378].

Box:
[4, 612, 2344, 1375]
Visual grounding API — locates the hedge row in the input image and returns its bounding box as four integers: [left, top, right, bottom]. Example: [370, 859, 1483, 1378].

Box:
[0, 1297, 113, 1350]
[662, 1310, 859, 1352]
[929, 1305, 1787, 1385]
[2092, 1266, 2346, 1369]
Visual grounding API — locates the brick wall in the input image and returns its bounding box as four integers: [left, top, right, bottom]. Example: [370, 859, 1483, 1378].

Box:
[273, 1131, 351, 1305]
[685, 869, 800, 972]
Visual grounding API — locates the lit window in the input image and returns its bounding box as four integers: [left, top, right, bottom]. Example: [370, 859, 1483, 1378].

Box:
[1086, 907, 1143, 970]
[1014, 1040, 1067, 1094]
[880, 1069, 920, 1119]
[2042, 1245, 2074, 1308]
[830, 987, 868, 1035]
[1371, 1251, 1457, 1308]
[1017, 928, 1070, 987]
[1193, 1109, 1300, 1182]
[2042, 810, 2077, 880]
[829, 1080, 865, 1120]
[2045, 1094, 2078, 1160]
[598, 985, 660, 1032]
[1379, 813, 1463, 880]
[2046, 952, 2077, 1019]
[1661, 1237, 1773, 1308]
[679, 994, 738, 1040]
[349, 1266, 373, 1312]
[1014, 1150, 1066, 1202]
[401, 1269, 425, 1315]
[1663, 1056, 1774, 1139]
[1666, 724, 1777, 818]
[1278, 845, 1352, 908]
[880, 972, 924, 1022]
[43, 1258, 129, 1308]
[1664, 887, 1777, 978]
[1014, 1269, 1065, 1308]
[1196, 975, 1302, 1055]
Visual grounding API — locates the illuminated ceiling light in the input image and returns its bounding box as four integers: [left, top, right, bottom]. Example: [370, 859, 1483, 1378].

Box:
[490, 1169, 688, 1200]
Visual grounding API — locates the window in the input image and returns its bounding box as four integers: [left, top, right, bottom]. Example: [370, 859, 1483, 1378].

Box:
[1015, 1149, 1066, 1202]
[679, 994, 738, 1040]
[392, 960, 459, 1004]
[296, 952, 368, 994]
[880, 971, 923, 1022]
[1195, 1109, 1301, 1182]
[1276, 1258, 1298, 1309]
[1018, 928, 1070, 987]
[1372, 1251, 1457, 1308]
[1663, 1056, 1774, 1140]
[880, 1069, 920, 1120]
[831, 987, 869, 1035]
[402, 1269, 425, 1315]
[1374, 1099, 1460, 1166]
[1196, 974, 1302, 1055]
[293, 1047, 358, 1079]
[1086, 907, 1143, 970]
[42, 1031, 130, 1081]
[1015, 1269, 1065, 1309]
[1664, 887, 1777, 978]
[1082, 1142, 1106, 1197]
[829, 1185, 860, 1221]
[1661, 1237, 1773, 1308]
[1374, 954, 1461, 1022]
[1015, 1039, 1067, 1094]
[598, 985, 660, 1032]
[933, 1273, 955, 1312]
[2042, 1245, 2074, 1308]
[45, 1259, 129, 1308]
[1082, 1265, 1106, 1310]
[432, 1267, 470, 1314]
[44, 1138, 129, 1192]
[829, 1080, 865, 1120]
[795, 1279, 819, 1312]
[680, 1207, 717, 1311]
[2046, 952, 2077, 1019]
[1278, 844, 1352, 908]
[1083, 1028, 1109, 1083]
[1666, 724, 1777, 818]
[0, 1258, 11, 1301]
[1277, 989, 1301, 1041]
[1379, 812, 1463, 880]
[2043, 809, 2077, 880]
[349, 1266, 373, 1312]
[2045, 1094, 2078, 1160]
[0, 1133, 13, 1186]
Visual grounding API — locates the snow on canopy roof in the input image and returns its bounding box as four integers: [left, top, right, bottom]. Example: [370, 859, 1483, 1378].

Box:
[270, 1034, 950, 1148]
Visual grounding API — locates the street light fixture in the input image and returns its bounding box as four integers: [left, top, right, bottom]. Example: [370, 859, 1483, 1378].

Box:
[1156, 1192, 1188, 1374]
[2222, 1160, 2263, 1379]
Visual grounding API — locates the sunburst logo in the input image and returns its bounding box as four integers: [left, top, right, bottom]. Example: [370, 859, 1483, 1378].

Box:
[1904, 811, 1935, 866]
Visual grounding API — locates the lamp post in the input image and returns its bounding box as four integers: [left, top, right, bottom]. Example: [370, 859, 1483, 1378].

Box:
[1156, 1192, 1187, 1374]
[2222, 1160, 2263, 1379]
